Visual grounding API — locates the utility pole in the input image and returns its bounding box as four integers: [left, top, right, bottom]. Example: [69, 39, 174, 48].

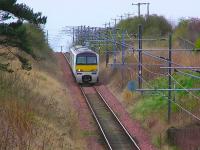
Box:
[77, 26, 80, 45]
[61, 45, 63, 52]
[87, 26, 90, 44]
[80, 26, 83, 45]
[111, 18, 117, 65]
[125, 13, 132, 19]
[138, 25, 143, 90]
[104, 23, 109, 67]
[98, 28, 101, 54]
[168, 33, 172, 123]
[118, 15, 124, 21]
[132, 3, 150, 17]
[72, 27, 75, 45]
[83, 25, 86, 44]
[122, 31, 125, 65]
[147, 3, 150, 17]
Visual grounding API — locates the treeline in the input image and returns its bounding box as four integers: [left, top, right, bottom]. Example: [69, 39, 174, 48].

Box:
[117, 15, 172, 37]
[117, 15, 200, 49]
[174, 18, 200, 49]
[0, 0, 47, 71]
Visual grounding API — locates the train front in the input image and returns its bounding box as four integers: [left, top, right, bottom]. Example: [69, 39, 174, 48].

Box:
[75, 52, 99, 84]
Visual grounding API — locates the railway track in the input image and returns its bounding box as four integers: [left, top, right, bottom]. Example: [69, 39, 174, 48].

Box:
[81, 86, 140, 150]
[63, 52, 140, 150]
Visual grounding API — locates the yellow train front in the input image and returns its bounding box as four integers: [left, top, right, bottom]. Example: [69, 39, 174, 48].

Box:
[69, 46, 99, 84]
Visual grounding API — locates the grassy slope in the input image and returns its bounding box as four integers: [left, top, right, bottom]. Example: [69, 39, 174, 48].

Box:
[0, 24, 85, 149]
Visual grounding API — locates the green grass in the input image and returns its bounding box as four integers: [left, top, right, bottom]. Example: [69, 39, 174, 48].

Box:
[132, 71, 200, 121]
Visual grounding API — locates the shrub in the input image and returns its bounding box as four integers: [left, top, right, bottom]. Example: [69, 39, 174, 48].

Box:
[117, 15, 172, 37]
[194, 38, 200, 51]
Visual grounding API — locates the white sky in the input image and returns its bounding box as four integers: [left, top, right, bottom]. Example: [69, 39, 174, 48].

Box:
[17, 0, 200, 51]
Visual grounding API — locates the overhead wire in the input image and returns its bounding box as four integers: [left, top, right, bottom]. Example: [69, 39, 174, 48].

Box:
[71, 26, 200, 122]
[124, 32, 200, 121]
[176, 69, 200, 80]
[168, 73, 200, 101]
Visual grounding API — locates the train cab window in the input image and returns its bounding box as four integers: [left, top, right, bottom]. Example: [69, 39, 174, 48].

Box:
[76, 56, 97, 65]
[87, 56, 97, 65]
[77, 56, 86, 65]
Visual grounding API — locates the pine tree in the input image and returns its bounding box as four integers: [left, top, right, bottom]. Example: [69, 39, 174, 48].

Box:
[0, 0, 47, 71]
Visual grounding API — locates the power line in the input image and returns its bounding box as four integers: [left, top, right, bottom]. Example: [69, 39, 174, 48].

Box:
[176, 70, 200, 80]
[169, 74, 200, 101]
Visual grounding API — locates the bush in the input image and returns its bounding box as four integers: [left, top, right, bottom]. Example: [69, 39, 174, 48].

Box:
[174, 18, 200, 42]
[117, 15, 172, 37]
[194, 38, 200, 51]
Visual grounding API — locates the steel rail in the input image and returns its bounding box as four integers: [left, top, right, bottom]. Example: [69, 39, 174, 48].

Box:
[80, 87, 113, 150]
[94, 87, 141, 150]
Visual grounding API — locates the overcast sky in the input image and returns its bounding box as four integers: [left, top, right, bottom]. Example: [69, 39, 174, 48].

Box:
[17, 0, 200, 51]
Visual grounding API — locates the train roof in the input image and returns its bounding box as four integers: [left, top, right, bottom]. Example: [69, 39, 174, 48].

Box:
[70, 45, 98, 55]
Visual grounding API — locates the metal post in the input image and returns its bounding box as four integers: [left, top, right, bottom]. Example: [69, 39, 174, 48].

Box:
[98, 28, 101, 54]
[147, 4, 149, 17]
[122, 31, 125, 64]
[113, 19, 117, 65]
[168, 33, 172, 123]
[61, 45, 63, 52]
[80, 26, 83, 45]
[83, 26, 86, 44]
[87, 26, 90, 44]
[105, 24, 109, 67]
[138, 25, 143, 90]
[138, 3, 141, 17]
[77, 26, 80, 45]
[94, 27, 97, 52]
[72, 27, 75, 45]
[91, 27, 94, 41]
[119, 15, 123, 21]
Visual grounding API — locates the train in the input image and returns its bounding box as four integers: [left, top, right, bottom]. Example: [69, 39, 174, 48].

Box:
[69, 45, 99, 84]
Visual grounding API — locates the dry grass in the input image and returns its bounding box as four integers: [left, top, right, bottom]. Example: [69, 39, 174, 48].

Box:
[0, 48, 85, 150]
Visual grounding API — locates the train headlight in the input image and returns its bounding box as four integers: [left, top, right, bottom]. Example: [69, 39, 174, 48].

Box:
[76, 69, 82, 75]
[76, 69, 82, 72]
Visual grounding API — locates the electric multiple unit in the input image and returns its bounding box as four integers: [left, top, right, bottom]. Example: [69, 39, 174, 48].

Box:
[69, 45, 99, 84]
